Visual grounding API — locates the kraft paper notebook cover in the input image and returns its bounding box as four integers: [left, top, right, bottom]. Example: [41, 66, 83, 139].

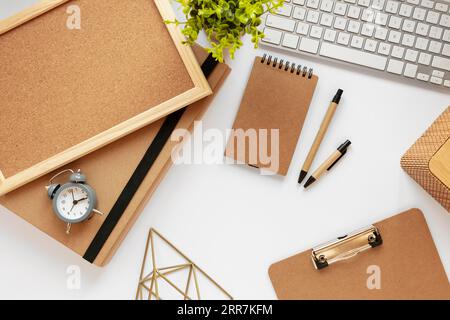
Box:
[225, 54, 318, 176]
[0, 0, 211, 196]
[0, 46, 230, 267]
[269, 208, 450, 299]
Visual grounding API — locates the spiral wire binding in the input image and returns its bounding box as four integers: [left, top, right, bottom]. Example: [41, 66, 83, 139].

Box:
[261, 53, 313, 79]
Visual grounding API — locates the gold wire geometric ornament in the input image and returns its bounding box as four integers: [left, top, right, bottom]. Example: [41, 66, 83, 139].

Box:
[135, 228, 233, 300]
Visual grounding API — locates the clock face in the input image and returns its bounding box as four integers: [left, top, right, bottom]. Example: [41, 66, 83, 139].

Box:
[54, 184, 93, 222]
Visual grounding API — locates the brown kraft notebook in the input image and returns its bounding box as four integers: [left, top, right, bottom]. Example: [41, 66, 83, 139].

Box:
[225, 54, 318, 176]
[269, 208, 450, 299]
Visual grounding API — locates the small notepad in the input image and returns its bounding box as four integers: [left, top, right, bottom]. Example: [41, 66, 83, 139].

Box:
[225, 54, 318, 176]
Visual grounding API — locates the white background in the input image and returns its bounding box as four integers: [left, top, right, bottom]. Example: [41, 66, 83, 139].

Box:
[0, 1, 449, 299]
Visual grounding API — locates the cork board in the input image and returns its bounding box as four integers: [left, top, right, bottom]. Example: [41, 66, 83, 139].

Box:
[0, 0, 211, 196]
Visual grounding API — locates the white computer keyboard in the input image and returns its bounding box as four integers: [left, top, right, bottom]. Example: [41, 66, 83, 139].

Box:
[261, 0, 450, 89]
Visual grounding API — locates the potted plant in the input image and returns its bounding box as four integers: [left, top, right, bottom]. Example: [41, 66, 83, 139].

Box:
[167, 0, 285, 62]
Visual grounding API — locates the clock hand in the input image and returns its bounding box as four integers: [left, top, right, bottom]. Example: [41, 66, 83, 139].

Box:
[70, 190, 75, 201]
[76, 197, 88, 202]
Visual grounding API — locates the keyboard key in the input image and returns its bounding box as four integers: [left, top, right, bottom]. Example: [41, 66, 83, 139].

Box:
[320, 13, 334, 27]
[374, 27, 388, 40]
[282, 33, 300, 49]
[293, 7, 306, 20]
[418, 52, 432, 65]
[402, 19, 416, 32]
[432, 56, 450, 71]
[347, 20, 361, 33]
[388, 16, 403, 29]
[429, 41, 442, 54]
[262, 28, 283, 44]
[364, 39, 378, 52]
[310, 26, 324, 38]
[375, 13, 389, 25]
[435, 3, 448, 12]
[429, 26, 443, 39]
[426, 11, 440, 24]
[386, 1, 400, 14]
[407, 0, 420, 5]
[345, 0, 356, 3]
[348, 6, 361, 19]
[334, 2, 348, 15]
[296, 22, 310, 35]
[378, 43, 392, 55]
[417, 73, 430, 81]
[388, 30, 402, 43]
[351, 35, 364, 48]
[372, 0, 385, 10]
[306, 0, 320, 9]
[334, 17, 348, 30]
[415, 37, 429, 50]
[320, 42, 387, 70]
[444, 80, 450, 87]
[402, 34, 415, 47]
[299, 38, 320, 53]
[404, 63, 418, 78]
[266, 15, 296, 32]
[413, 7, 427, 20]
[421, 0, 434, 9]
[440, 14, 450, 27]
[399, 4, 413, 17]
[430, 76, 443, 85]
[416, 22, 429, 36]
[277, 4, 293, 17]
[405, 49, 419, 62]
[443, 44, 450, 57]
[392, 46, 405, 58]
[324, 29, 337, 42]
[307, 10, 320, 23]
[293, 0, 306, 4]
[358, 0, 371, 7]
[361, 23, 375, 37]
[387, 59, 404, 74]
[361, 9, 375, 22]
[432, 70, 445, 78]
[444, 30, 450, 42]
[337, 32, 351, 45]
[321, 0, 334, 12]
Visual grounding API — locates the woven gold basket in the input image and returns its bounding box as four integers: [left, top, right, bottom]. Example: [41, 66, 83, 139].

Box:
[401, 107, 450, 212]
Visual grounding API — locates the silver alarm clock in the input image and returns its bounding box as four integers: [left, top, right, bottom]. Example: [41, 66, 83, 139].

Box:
[46, 169, 103, 234]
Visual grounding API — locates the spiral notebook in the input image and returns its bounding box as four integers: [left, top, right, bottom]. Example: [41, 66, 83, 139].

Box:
[225, 54, 318, 176]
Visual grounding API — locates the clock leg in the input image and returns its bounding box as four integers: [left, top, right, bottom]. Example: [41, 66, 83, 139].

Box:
[66, 223, 72, 235]
[93, 209, 104, 216]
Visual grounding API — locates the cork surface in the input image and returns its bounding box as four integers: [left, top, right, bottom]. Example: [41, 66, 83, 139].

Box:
[0, 0, 194, 178]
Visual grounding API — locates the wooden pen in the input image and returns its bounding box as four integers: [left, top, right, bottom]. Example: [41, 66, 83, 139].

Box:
[298, 89, 343, 184]
[304, 140, 351, 188]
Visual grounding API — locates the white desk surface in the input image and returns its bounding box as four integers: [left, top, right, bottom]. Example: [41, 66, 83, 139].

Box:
[0, 1, 449, 299]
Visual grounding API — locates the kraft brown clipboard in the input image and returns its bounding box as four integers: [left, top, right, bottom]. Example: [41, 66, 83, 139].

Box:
[225, 55, 318, 176]
[269, 208, 450, 299]
[0, 46, 230, 267]
[0, 0, 211, 196]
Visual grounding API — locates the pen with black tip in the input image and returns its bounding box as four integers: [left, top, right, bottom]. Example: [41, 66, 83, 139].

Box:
[298, 89, 343, 184]
[304, 140, 351, 189]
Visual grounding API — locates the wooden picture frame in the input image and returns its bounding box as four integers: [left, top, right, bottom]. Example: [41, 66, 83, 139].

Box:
[0, 0, 211, 196]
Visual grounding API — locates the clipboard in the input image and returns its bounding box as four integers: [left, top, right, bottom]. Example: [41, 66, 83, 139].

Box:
[269, 208, 450, 299]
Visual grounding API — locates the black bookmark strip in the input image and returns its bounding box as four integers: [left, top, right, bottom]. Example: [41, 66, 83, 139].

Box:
[83, 54, 218, 263]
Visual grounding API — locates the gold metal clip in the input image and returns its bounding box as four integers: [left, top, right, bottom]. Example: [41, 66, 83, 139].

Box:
[311, 225, 382, 270]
